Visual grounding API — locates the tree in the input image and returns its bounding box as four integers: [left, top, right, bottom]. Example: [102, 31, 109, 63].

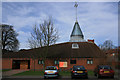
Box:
[1, 24, 19, 53]
[99, 40, 114, 52]
[28, 17, 59, 70]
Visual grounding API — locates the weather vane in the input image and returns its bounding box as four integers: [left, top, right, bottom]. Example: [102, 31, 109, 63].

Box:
[74, 2, 78, 22]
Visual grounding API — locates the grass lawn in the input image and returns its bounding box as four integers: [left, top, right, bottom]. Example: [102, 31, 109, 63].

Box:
[13, 70, 94, 76]
[13, 70, 44, 76]
[59, 71, 71, 76]
[88, 70, 94, 76]
[1, 69, 11, 72]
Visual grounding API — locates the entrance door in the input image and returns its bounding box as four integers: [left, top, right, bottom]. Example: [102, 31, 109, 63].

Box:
[12, 60, 30, 69]
[12, 60, 20, 69]
[20, 61, 28, 69]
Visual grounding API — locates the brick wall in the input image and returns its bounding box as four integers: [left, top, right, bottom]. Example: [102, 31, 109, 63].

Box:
[31, 58, 106, 71]
[2, 58, 12, 69]
[2, 57, 106, 70]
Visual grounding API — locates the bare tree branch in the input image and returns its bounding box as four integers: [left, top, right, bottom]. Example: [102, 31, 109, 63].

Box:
[28, 17, 59, 70]
[99, 40, 115, 52]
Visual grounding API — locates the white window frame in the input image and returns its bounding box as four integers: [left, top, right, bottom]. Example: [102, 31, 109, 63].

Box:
[54, 60, 59, 64]
[87, 59, 93, 64]
[72, 43, 79, 49]
[38, 60, 44, 64]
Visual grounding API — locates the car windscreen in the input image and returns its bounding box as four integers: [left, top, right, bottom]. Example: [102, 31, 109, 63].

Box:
[99, 66, 112, 69]
[73, 66, 85, 70]
[46, 67, 57, 70]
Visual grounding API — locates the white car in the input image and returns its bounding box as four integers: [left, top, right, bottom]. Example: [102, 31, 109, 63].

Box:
[44, 66, 59, 79]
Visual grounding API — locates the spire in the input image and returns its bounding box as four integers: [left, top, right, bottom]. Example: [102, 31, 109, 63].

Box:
[70, 2, 85, 42]
[70, 21, 85, 42]
[71, 21, 84, 38]
[74, 2, 78, 22]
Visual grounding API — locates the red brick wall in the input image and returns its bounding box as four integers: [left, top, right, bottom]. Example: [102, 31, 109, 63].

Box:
[56, 58, 106, 70]
[31, 58, 106, 70]
[30, 59, 43, 70]
[2, 58, 106, 70]
[2, 58, 12, 69]
[30, 58, 58, 70]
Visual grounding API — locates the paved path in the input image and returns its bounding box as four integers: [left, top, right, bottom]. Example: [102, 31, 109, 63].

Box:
[3, 75, 119, 78]
[1, 76, 119, 80]
[2, 69, 29, 77]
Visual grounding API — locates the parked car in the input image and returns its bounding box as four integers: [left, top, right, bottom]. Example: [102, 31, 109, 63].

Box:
[94, 65, 114, 78]
[44, 66, 59, 79]
[71, 65, 88, 79]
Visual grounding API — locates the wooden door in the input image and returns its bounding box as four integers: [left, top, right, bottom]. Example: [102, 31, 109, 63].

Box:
[20, 61, 28, 69]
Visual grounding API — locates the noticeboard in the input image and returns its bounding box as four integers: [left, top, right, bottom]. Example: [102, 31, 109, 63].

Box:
[59, 62, 67, 67]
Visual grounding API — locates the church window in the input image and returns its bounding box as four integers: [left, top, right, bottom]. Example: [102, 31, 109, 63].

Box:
[70, 60, 76, 64]
[38, 60, 44, 64]
[87, 59, 93, 64]
[54, 60, 59, 64]
[72, 43, 79, 49]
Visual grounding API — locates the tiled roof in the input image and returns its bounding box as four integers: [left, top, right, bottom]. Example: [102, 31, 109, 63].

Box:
[2, 42, 105, 58]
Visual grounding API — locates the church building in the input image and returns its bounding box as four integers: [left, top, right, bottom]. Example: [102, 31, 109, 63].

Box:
[2, 3, 106, 70]
[2, 20, 106, 70]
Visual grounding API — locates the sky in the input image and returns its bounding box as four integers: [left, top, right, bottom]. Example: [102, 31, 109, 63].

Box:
[2, 2, 118, 49]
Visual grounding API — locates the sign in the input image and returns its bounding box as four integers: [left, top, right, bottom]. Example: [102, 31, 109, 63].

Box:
[59, 62, 67, 67]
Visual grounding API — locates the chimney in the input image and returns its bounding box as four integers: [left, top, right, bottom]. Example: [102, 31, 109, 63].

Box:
[88, 39, 94, 43]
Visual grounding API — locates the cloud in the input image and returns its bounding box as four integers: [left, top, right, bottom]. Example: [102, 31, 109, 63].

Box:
[15, 7, 34, 16]
[2, 0, 120, 2]
[2, 2, 118, 49]
[50, 2, 118, 46]
[17, 31, 31, 49]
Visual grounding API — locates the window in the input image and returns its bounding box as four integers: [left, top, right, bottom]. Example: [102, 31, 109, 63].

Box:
[73, 66, 85, 70]
[70, 60, 76, 64]
[87, 59, 93, 64]
[72, 43, 79, 49]
[38, 60, 44, 64]
[112, 53, 115, 56]
[54, 60, 59, 64]
[46, 66, 57, 70]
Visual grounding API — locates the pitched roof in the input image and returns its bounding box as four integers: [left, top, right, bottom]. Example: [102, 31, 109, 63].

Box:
[2, 42, 105, 58]
[71, 21, 84, 38]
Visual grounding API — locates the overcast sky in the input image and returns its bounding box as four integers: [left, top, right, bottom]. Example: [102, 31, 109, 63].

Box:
[2, 2, 118, 49]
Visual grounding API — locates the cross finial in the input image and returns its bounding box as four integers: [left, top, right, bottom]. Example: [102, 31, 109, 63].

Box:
[74, 2, 78, 22]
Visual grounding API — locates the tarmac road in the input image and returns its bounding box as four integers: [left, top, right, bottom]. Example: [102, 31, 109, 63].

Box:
[1, 76, 119, 80]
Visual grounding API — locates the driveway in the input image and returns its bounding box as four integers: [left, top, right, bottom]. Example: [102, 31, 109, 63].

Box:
[2, 69, 29, 77]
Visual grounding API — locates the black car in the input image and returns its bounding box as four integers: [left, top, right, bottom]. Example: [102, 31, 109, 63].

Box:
[71, 65, 88, 79]
[94, 65, 114, 78]
[44, 66, 59, 79]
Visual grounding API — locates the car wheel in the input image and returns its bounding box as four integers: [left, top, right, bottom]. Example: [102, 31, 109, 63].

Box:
[86, 76, 88, 79]
[97, 74, 101, 79]
[94, 73, 97, 76]
[111, 76, 114, 79]
[56, 76, 59, 79]
[44, 76, 47, 79]
[71, 75, 74, 79]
